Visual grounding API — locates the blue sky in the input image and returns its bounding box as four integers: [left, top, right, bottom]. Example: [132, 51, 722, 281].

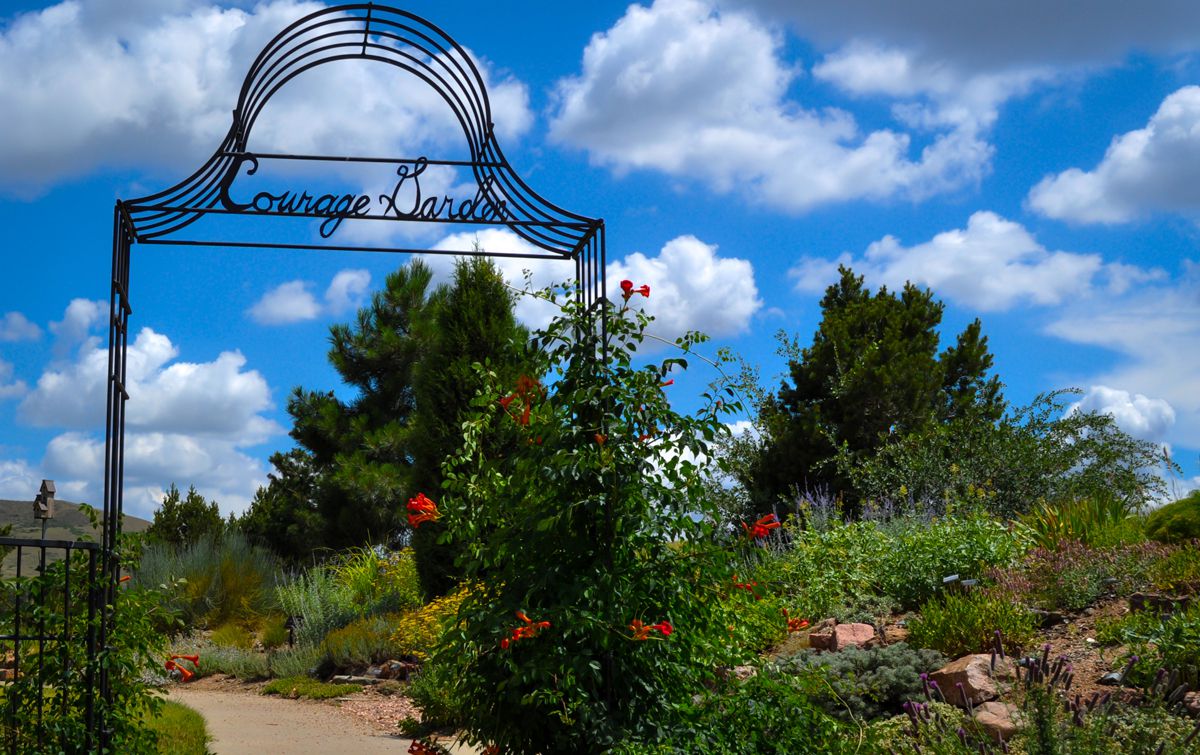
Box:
[2, 0, 1198, 518]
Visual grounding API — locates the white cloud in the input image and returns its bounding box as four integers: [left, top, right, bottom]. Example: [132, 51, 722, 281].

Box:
[1069, 386, 1176, 442]
[20, 325, 279, 444]
[41, 430, 268, 518]
[1046, 263, 1200, 449]
[0, 312, 41, 342]
[324, 269, 371, 314]
[250, 269, 374, 324]
[609, 235, 762, 338]
[724, 1, 1200, 71]
[12, 299, 282, 517]
[49, 298, 105, 354]
[248, 281, 321, 325]
[0, 1, 533, 194]
[790, 211, 1164, 311]
[549, 0, 994, 213]
[0, 458, 40, 500]
[0, 360, 28, 400]
[426, 230, 761, 340]
[1028, 86, 1200, 224]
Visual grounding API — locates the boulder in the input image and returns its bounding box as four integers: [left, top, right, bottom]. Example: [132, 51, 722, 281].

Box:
[929, 654, 1015, 708]
[807, 618, 838, 651]
[808, 621, 876, 651]
[830, 623, 876, 651]
[973, 701, 1022, 743]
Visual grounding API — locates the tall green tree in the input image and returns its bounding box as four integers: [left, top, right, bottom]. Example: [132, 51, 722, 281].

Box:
[410, 257, 529, 596]
[286, 260, 440, 549]
[146, 484, 224, 547]
[749, 266, 1005, 513]
[241, 258, 529, 579]
[236, 449, 326, 562]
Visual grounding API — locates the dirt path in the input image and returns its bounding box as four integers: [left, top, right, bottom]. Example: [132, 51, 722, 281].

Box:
[168, 687, 417, 754]
[168, 681, 477, 753]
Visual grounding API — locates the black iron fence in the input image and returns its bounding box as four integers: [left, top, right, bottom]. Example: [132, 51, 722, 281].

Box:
[1, 537, 102, 753]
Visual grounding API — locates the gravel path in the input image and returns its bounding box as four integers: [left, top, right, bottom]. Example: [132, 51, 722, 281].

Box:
[167, 687, 416, 754]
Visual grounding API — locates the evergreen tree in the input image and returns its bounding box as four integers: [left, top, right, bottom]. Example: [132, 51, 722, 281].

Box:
[236, 449, 326, 562]
[146, 484, 224, 547]
[286, 260, 440, 549]
[245, 258, 529, 579]
[410, 257, 529, 596]
[749, 266, 1005, 513]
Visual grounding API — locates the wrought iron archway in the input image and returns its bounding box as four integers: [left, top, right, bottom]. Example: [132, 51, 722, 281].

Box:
[100, 3, 605, 747]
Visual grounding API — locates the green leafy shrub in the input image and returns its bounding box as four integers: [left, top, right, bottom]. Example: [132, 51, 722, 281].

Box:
[769, 512, 1020, 620]
[262, 676, 362, 700]
[775, 643, 947, 722]
[614, 670, 856, 754]
[875, 513, 1020, 610]
[403, 657, 466, 735]
[1149, 544, 1200, 593]
[332, 546, 422, 617]
[210, 622, 254, 649]
[1108, 601, 1200, 686]
[323, 613, 403, 668]
[434, 285, 744, 753]
[1146, 491, 1200, 544]
[276, 565, 356, 646]
[908, 589, 1036, 657]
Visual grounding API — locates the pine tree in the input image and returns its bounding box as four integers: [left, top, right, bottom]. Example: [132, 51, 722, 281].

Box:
[243, 258, 529, 579]
[146, 483, 224, 547]
[410, 257, 530, 596]
[749, 266, 1005, 513]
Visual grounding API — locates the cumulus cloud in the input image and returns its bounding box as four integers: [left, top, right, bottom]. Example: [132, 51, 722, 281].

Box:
[324, 269, 371, 314]
[41, 430, 269, 518]
[1028, 86, 1200, 224]
[0, 458, 40, 500]
[0, 360, 28, 400]
[11, 300, 282, 516]
[790, 211, 1163, 311]
[1046, 263, 1200, 449]
[609, 235, 762, 338]
[49, 298, 105, 354]
[0, 312, 41, 342]
[20, 326, 279, 444]
[248, 281, 322, 325]
[425, 229, 761, 340]
[1070, 386, 1176, 442]
[550, 0, 994, 213]
[0, 1, 532, 194]
[724, 1, 1200, 71]
[249, 269, 373, 324]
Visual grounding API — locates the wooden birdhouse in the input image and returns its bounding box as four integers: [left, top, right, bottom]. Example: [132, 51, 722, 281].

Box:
[33, 479, 55, 520]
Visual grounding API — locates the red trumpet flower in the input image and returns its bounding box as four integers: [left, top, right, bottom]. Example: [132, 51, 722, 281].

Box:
[619, 280, 651, 301]
[500, 610, 551, 649]
[629, 618, 674, 641]
[406, 492, 440, 528]
[741, 513, 781, 539]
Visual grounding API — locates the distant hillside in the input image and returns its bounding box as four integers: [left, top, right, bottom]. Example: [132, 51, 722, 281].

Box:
[1, 499, 151, 577]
